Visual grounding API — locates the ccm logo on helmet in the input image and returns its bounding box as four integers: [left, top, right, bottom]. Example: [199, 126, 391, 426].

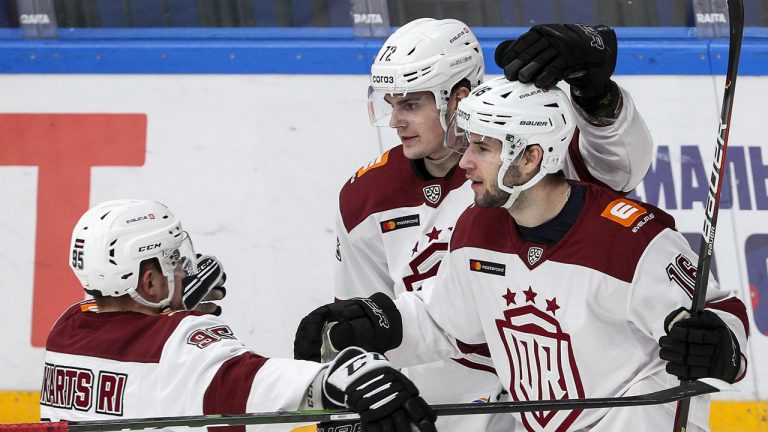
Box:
[371, 75, 394, 84]
[138, 243, 162, 252]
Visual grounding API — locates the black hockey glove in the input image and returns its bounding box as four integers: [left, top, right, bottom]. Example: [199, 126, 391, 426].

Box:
[494, 24, 617, 100]
[294, 293, 403, 362]
[658, 308, 741, 383]
[323, 347, 437, 432]
[181, 255, 226, 315]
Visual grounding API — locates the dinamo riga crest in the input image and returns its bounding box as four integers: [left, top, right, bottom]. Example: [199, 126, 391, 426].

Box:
[496, 304, 585, 431]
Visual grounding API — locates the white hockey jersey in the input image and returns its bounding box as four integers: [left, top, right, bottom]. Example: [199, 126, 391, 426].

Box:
[334, 88, 654, 431]
[390, 182, 750, 432]
[41, 301, 326, 431]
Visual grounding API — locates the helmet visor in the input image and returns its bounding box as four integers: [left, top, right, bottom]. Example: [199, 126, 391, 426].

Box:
[444, 113, 503, 162]
[160, 232, 197, 278]
[368, 86, 394, 127]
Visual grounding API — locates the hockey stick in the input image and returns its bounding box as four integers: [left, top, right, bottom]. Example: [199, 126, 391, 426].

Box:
[672, 1, 744, 431]
[61, 379, 730, 431]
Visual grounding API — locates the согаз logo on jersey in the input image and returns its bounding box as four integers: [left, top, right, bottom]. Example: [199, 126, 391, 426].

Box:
[469, 259, 506, 276]
[423, 185, 442, 204]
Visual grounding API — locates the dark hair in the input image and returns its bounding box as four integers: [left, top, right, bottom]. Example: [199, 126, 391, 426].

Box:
[139, 258, 162, 275]
[450, 78, 472, 96]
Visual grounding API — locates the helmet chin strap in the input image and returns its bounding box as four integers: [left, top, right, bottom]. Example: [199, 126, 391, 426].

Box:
[498, 160, 547, 209]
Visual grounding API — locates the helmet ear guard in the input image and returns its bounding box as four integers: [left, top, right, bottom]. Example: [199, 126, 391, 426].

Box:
[367, 18, 485, 130]
[448, 77, 577, 207]
[69, 199, 197, 310]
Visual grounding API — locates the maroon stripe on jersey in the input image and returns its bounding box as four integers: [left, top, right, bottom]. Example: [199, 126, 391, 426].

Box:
[455, 340, 491, 357]
[706, 297, 750, 337]
[566, 128, 612, 190]
[339, 145, 469, 233]
[451, 357, 497, 375]
[46, 302, 202, 363]
[452, 184, 677, 283]
[203, 352, 268, 432]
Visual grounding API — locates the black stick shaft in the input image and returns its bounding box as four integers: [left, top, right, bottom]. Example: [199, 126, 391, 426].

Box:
[672, 1, 744, 431]
[65, 380, 721, 431]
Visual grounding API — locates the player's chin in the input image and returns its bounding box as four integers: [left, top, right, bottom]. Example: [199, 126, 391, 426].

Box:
[402, 143, 426, 160]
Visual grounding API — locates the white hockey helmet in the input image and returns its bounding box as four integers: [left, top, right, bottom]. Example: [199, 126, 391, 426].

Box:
[368, 18, 484, 129]
[446, 77, 576, 208]
[69, 199, 197, 310]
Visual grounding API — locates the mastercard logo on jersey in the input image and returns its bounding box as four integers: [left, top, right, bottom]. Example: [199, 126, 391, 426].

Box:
[469, 259, 506, 276]
[380, 214, 420, 233]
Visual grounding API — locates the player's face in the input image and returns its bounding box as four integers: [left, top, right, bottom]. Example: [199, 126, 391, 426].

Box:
[385, 92, 449, 160]
[459, 133, 520, 208]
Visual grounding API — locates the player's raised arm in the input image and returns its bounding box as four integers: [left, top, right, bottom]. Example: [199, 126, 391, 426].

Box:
[495, 23, 653, 192]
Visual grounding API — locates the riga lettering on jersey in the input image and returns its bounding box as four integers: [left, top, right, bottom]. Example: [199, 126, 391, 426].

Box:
[40, 363, 127, 416]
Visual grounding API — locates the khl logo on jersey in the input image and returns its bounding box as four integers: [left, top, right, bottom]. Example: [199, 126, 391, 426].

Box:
[527, 247, 543, 266]
[423, 185, 442, 204]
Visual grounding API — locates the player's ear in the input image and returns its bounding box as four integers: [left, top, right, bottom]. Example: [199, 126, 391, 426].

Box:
[521, 145, 544, 174]
[136, 259, 162, 301]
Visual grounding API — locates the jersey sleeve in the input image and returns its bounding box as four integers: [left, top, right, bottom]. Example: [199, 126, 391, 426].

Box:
[334, 205, 396, 300]
[565, 85, 653, 192]
[628, 230, 749, 376]
[161, 313, 327, 418]
[387, 247, 483, 368]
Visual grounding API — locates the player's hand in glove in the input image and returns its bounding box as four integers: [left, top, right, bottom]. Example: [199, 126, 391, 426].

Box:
[323, 347, 437, 432]
[294, 293, 402, 362]
[182, 255, 226, 315]
[494, 24, 617, 100]
[658, 308, 741, 383]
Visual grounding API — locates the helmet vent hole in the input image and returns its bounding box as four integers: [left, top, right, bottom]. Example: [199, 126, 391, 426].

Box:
[561, 114, 566, 123]
[100, 211, 111, 220]
[83, 226, 89, 230]
[403, 71, 417, 77]
[162, 215, 169, 219]
[109, 239, 117, 247]
[109, 249, 115, 257]
[121, 273, 132, 280]
[407, 47, 416, 56]
[546, 103, 559, 108]
[548, 147, 554, 152]
[500, 91, 512, 99]
[109, 259, 117, 265]
[494, 121, 505, 125]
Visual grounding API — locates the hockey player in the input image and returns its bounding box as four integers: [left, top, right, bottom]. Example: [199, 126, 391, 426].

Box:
[295, 78, 749, 431]
[296, 20, 654, 432]
[41, 199, 437, 432]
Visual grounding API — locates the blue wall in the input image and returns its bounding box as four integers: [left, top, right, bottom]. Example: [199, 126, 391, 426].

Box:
[0, 27, 767, 74]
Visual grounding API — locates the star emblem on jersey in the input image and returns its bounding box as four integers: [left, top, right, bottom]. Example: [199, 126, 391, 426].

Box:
[546, 297, 560, 315]
[527, 247, 543, 265]
[423, 185, 442, 204]
[503, 288, 516, 306]
[523, 286, 537, 303]
[426, 226, 442, 242]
